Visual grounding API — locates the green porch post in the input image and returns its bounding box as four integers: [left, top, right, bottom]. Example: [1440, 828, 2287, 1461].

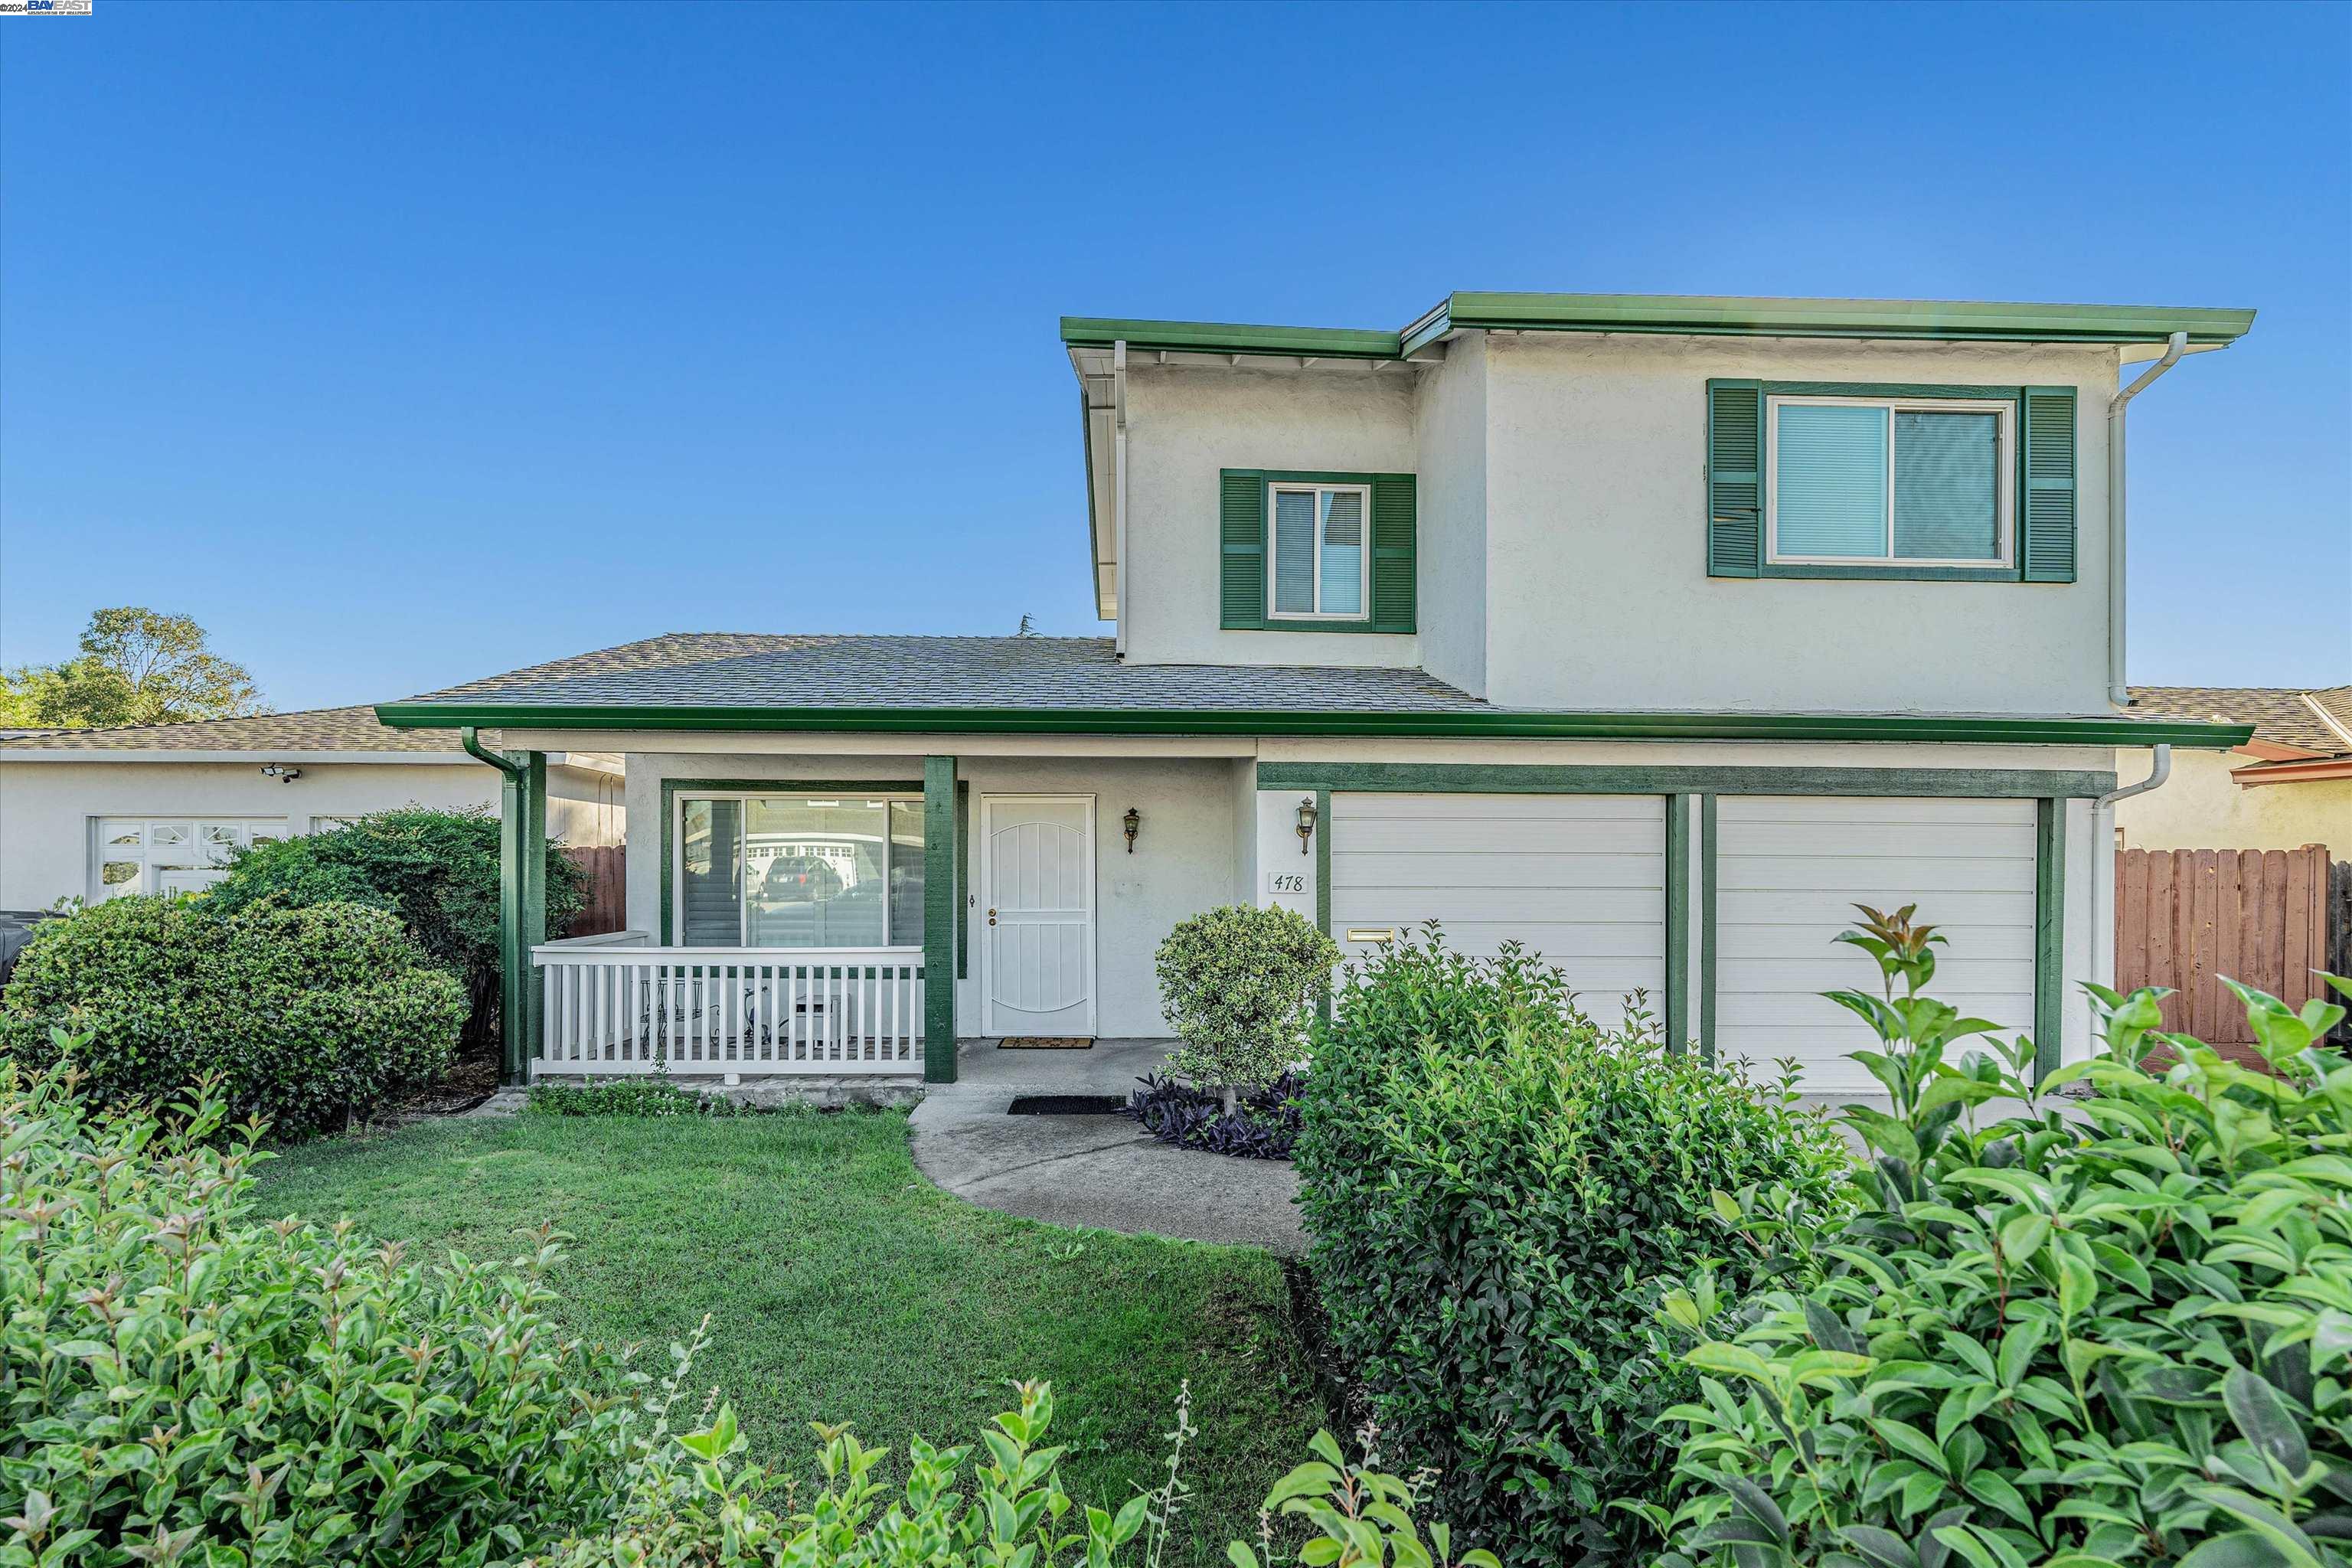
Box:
[519, 751, 548, 1073]
[923, 755, 958, 1083]
[472, 732, 547, 1089]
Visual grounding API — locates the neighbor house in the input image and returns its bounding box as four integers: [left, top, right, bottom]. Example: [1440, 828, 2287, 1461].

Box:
[2113, 685, 2350, 856]
[375, 291, 2257, 1093]
[0, 706, 624, 910]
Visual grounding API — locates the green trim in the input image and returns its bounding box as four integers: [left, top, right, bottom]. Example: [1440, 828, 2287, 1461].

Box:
[1314, 786, 1331, 1025]
[462, 729, 544, 1087]
[1664, 795, 1689, 1054]
[1759, 564, 2028, 582]
[1699, 794, 1717, 1063]
[1081, 296, 2252, 364]
[2034, 798, 2066, 1080]
[379, 702, 2253, 750]
[1061, 316, 1400, 360]
[1257, 763, 2122, 798]
[954, 780, 969, 980]
[1221, 469, 1417, 634]
[923, 757, 957, 1083]
[656, 776, 927, 946]
[520, 753, 548, 1070]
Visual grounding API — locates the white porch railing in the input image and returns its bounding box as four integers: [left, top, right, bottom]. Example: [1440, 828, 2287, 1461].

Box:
[532, 932, 923, 1076]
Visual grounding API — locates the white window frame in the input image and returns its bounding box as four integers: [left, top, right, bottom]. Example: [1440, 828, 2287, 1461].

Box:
[1764, 394, 2016, 569]
[1265, 481, 1374, 620]
[670, 789, 926, 950]
[89, 817, 289, 902]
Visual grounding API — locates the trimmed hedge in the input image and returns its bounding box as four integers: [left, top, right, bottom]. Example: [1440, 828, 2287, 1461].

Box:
[0, 894, 464, 1136]
[1155, 904, 1340, 1096]
[1294, 930, 1852, 1565]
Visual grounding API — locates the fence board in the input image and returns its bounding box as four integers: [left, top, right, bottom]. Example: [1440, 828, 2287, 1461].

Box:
[563, 845, 627, 937]
[2115, 844, 2334, 1049]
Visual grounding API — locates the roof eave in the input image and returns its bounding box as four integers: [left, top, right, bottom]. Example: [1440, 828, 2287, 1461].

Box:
[374, 701, 2254, 749]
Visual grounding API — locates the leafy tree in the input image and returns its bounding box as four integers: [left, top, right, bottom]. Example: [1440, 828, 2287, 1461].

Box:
[2, 606, 264, 728]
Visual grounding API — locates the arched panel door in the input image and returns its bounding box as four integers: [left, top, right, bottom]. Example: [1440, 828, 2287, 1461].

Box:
[980, 795, 1096, 1037]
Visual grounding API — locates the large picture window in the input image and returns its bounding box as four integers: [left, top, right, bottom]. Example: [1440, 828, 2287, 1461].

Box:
[1766, 395, 2013, 567]
[674, 792, 924, 949]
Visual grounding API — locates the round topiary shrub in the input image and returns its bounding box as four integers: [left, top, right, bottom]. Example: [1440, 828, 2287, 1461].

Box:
[0, 894, 466, 1136]
[1154, 904, 1341, 1106]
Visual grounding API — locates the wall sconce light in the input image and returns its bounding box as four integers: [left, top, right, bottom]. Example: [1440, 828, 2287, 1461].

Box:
[1122, 806, 1141, 853]
[1295, 795, 1318, 855]
[260, 764, 303, 784]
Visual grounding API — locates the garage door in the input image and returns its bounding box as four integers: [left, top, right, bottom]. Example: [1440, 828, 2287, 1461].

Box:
[1714, 796, 2037, 1093]
[1328, 793, 1665, 1029]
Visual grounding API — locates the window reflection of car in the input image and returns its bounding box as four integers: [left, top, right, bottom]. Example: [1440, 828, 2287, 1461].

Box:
[759, 854, 844, 903]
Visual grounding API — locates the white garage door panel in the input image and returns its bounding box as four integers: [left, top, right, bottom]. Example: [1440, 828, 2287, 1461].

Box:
[1330, 793, 1664, 1029]
[1716, 795, 2037, 1094]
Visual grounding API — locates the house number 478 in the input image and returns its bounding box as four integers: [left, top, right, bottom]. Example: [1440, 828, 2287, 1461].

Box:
[1265, 871, 1309, 895]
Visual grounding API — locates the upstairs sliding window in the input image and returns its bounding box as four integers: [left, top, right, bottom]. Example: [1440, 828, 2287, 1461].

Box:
[1268, 482, 1369, 619]
[1768, 396, 2012, 567]
[675, 792, 924, 948]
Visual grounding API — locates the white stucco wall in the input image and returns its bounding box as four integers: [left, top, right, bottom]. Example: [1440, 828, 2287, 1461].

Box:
[1119, 361, 1420, 668]
[1476, 332, 2118, 713]
[1412, 341, 1488, 697]
[621, 751, 1249, 1037]
[2113, 748, 2350, 854]
[0, 758, 622, 910]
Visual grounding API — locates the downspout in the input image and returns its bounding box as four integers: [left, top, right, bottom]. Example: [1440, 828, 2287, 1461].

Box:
[1112, 339, 1129, 659]
[2089, 743, 2172, 1018]
[2107, 331, 2188, 707]
[461, 727, 532, 1086]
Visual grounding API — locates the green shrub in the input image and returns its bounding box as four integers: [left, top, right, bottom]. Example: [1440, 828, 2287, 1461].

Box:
[0, 1045, 648, 1567]
[1294, 930, 1852, 1565]
[1155, 904, 1341, 1099]
[549, 1368, 1498, 1568]
[1644, 904, 2352, 1568]
[208, 806, 586, 1042]
[528, 1076, 777, 1118]
[0, 894, 464, 1135]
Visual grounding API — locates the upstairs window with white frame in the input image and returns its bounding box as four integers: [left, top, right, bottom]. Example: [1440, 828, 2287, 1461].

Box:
[1268, 482, 1370, 619]
[1767, 395, 2014, 568]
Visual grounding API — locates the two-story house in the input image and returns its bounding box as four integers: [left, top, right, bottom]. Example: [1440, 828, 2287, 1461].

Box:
[377, 291, 2255, 1092]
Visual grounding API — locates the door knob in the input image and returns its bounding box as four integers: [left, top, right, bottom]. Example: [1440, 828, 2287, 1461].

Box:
[987, 907, 998, 926]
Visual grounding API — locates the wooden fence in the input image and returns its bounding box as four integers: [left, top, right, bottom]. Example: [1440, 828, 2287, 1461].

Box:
[2114, 844, 2334, 1044]
[563, 844, 627, 937]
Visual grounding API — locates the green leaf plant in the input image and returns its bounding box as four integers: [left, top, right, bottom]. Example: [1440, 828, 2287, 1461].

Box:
[1639, 901, 2352, 1568]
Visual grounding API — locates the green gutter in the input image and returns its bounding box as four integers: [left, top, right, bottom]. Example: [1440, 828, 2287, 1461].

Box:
[1069, 296, 2255, 362]
[379, 703, 2252, 750]
[1060, 316, 1400, 360]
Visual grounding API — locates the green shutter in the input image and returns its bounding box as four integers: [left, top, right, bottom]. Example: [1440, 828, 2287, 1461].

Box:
[1219, 469, 1266, 629]
[1370, 473, 1416, 632]
[2021, 387, 2078, 583]
[1706, 379, 1764, 577]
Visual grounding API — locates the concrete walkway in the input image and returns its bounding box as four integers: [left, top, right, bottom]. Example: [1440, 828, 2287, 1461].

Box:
[908, 1040, 1308, 1256]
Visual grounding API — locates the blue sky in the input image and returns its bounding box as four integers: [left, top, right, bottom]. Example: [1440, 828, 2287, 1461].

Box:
[3, 2, 2345, 710]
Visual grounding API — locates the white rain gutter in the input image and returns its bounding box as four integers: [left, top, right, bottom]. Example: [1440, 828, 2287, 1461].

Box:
[2107, 330, 2189, 707]
[2089, 743, 2172, 1012]
[1113, 339, 1130, 659]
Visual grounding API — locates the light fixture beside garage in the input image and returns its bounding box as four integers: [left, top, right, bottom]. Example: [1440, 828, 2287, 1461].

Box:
[1122, 806, 1140, 852]
[260, 764, 302, 784]
[1295, 795, 1318, 854]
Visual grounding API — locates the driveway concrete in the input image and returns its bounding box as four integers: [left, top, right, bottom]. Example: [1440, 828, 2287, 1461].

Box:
[908, 1039, 1308, 1256]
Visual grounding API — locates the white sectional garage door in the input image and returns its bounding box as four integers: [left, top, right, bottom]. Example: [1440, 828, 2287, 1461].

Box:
[1714, 796, 2037, 1093]
[1328, 793, 1665, 1029]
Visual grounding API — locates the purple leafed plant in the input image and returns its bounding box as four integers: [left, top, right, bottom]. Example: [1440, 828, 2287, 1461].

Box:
[1122, 1071, 1304, 1160]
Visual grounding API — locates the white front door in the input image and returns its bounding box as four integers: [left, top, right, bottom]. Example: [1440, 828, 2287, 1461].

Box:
[980, 795, 1096, 1037]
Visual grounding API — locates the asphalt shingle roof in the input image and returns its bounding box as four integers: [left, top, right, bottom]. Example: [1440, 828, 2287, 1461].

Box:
[0, 704, 467, 753]
[2127, 686, 2352, 756]
[398, 635, 1489, 714]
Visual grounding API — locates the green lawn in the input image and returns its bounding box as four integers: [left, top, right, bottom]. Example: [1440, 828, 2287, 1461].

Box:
[256, 1109, 1325, 1564]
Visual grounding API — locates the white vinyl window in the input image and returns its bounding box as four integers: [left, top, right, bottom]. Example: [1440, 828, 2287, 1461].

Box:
[1766, 396, 2014, 567]
[1267, 482, 1370, 619]
[91, 818, 287, 901]
[673, 791, 925, 949]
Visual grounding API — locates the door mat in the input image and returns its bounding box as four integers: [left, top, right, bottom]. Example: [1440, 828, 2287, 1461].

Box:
[1008, 1094, 1127, 1116]
[997, 1037, 1094, 1050]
